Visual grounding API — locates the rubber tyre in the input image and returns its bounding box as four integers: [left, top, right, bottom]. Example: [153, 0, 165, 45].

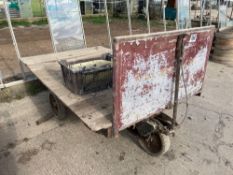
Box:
[49, 93, 67, 120]
[138, 133, 171, 156]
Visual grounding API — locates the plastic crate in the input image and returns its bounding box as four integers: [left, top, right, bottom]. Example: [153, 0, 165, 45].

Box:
[59, 56, 112, 95]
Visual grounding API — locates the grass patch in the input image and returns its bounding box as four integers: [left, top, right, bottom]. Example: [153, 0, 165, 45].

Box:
[0, 18, 48, 28]
[15, 93, 25, 100]
[12, 21, 31, 27]
[83, 16, 106, 24]
[0, 89, 13, 103]
[25, 81, 47, 96]
[150, 19, 176, 29]
[83, 15, 130, 25]
[0, 80, 47, 103]
[0, 20, 8, 28]
[110, 16, 128, 22]
[31, 19, 48, 26]
[0, 20, 30, 27]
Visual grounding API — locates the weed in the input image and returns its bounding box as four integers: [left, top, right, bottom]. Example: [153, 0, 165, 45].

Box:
[83, 16, 106, 24]
[26, 81, 46, 96]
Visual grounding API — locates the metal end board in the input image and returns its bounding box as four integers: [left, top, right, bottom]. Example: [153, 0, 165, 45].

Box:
[45, 0, 86, 52]
[112, 26, 215, 134]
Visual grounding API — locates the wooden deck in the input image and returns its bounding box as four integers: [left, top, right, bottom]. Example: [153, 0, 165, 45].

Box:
[21, 46, 113, 131]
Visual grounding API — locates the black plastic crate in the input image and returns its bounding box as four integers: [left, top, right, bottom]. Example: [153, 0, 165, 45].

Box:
[59, 57, 112, 95]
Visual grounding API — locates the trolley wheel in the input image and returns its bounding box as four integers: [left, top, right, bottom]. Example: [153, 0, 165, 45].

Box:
[138, 132, 170, 156]
[49, 93, 67, 120]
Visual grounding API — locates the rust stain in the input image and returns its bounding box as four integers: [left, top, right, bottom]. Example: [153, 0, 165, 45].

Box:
[193, 69, 205, 82]
[113, 28, 215, 131]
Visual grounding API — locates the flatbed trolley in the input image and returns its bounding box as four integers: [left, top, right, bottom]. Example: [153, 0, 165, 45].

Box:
[22, 26, 215, 156]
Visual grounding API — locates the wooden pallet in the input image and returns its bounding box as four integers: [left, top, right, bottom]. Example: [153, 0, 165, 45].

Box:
[21, 46, 113, 133]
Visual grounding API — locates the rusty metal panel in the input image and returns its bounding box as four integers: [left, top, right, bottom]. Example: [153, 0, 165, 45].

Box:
[113, 26, 215, 132]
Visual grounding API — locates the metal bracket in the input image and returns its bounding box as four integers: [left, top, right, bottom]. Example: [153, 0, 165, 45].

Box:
[136, 113, 175, 137]
[172, 34, 186, 129]
[0, 70, 4, 89]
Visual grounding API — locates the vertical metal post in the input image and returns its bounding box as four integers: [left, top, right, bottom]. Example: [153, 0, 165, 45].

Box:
[189, 0, 191, 28]
[176, 0, 179, 29]
[104, 0, 112, 50]
[0, 71, 4, 88]
[146, 0, 151, 33]
[200, 0, 203, 27]
[172, 34, 185, 129]
[209, 0, 212, 25]
[78, 0, 87, 47]
[126, 0, 132, 35]
[162, 0, 166, 31]
[3, 0, 26, 79]
[99, 0, 101, 13]
[194, 0, 198, 18]
[231, 5, 233, 19]
[84, 0, 86, 15]
[111, 0, 114, 16]
[218, 0, 220, 29]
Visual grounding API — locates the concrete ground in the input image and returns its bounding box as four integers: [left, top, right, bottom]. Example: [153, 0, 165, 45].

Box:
[0, 62, 233, 175]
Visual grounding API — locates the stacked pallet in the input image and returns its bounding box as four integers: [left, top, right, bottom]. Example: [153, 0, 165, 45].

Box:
[211, 27, 233, 67]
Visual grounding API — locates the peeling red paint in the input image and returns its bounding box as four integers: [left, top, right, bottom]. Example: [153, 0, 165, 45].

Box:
[113, 27, 215, 132]
[193, 69, 205, 82]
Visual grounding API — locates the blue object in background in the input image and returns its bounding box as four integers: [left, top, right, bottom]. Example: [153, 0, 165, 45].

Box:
[9, 1, 20, 11]
[165, 7, 176, 20]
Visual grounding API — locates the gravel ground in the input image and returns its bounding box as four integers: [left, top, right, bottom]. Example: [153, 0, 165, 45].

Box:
[0, 62, 233, 175]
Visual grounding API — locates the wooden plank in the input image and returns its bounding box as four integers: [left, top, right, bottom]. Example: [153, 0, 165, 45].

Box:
[21, 46, 111, 65]
[63, 52, 110, 64]
[21, 47, 113, 131]
[30, 63, 113, 131]
[70, 93, 112, 131]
